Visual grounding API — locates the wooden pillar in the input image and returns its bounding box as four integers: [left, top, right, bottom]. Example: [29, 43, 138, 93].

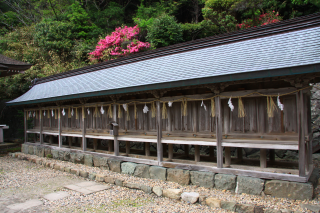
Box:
[113, 104, 119, 156]
[298, 91, 306, 176]
[93, 139, 98, 151]
[195, 145, 200, 162]
[225, 147, 231, 167]
[24, 110, 27, 143]
[145, 142, 150, 156]
[40, 109, 43, 144]
[237, 148, 243, 161]
[215, 96, 223, 168]
[168, 144, 173, 161]
[68, 137, 72, 148]
[126, 141, 130, 155]
[58, 107, 62, 148]
[260, 149, 267, 168]
[157, 101, 163, 164]
[82, 106, 87, 151]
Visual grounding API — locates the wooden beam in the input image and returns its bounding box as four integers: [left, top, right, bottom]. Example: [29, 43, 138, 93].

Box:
[157, 101, 163, 164]
[225, 147, 231, 167]
[40, 109, 43, 144]
[168, 143, 173, 161]
[24, 110, 27, 143]
[260, 149, 267, 168]
[195, 145, 200, 162]
[82, 106, 87, 151]
[113, 104, 119, 156]
[298, 91, 305, 176]
[58, 107, 62, 148]
[215, 96, 223, 168]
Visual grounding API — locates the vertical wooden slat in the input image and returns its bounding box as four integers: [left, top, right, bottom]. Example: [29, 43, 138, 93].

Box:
[58, 107, 62, 148]
[40, 109, 43, 144]
[24, 110, 27, 143]
[168, 144, 173, 161]
[260, 149, 267, 168]
[195, 145, 200, 162]
[215, 96, 223, 168]
[225, 147, 231, 167]
[306, 93, 313, 166]
[298, 91, 305, 176]
[113, 104, 119, 156]
[157, 101, 163, 164]
[82, 106, 87, 151]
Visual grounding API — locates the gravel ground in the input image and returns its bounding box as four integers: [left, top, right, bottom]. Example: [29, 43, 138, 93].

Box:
[1, 153, 320, 212]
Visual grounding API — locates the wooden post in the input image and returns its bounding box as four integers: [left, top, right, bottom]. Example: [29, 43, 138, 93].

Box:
[126, 141, 130, 155]
[215, 96, 223, 168]
[298, 91, 306, 176]
[145, 142, 150, 156]
[225, 147, 231, 167]
[168, 144, 173, 161]
[260, 149, 267, 168]
[157, 101, 163, 164]
[82, 106, 87, 151]
[68, 137, 72, 148]
[24, 110, 27, 143]
[113, 104, 119, 156]
[40, 109, 43, 144]
[237, 148, 243, 161]
[93, 139, 98, 151]
[195, 145, 200, 162]
[58, 107, 62, 148]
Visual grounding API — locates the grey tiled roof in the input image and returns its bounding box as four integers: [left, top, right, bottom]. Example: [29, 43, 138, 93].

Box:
[7, 26, 320, 105]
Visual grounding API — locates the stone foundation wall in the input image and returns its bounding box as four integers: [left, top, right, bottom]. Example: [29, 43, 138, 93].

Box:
[21, 143, 318, 201]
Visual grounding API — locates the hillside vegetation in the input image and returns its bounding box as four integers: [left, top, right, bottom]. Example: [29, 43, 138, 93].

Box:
[0, 0, 319, 100]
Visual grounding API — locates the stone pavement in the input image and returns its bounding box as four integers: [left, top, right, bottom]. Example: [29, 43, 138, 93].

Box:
[65, 181, 111, 195]
[6, 199, 43, 211]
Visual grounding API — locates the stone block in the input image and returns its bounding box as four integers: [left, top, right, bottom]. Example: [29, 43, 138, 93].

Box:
[199, 194, 209, 205]
[215, 174, 236, 191]
[235, 204, 255, 213]
[254, 206, 265, 213]
[115, 179, 123, 187]
[105, 177, 115, 184]
[181, 192, 199, 204]
[44, 148, 51, 157]
[190, 171, 214, 188]
[167, 169, 190, 185]
[206, 198, 221, 208]
[21, 144, 29, 154]
[36, 146, 44, 157]
[59, 166, 65, 172]
[140, 185, 152, 194]
[264, 180, 313, 200]
[221, 201, 237, 211]
[121, 162, 137, 175]
[108, 159, 121, 173]
[33, 146, 37, 156]
[308, 168, 319, 189]
[58, 151, 65, 160]
[236, 176, 265, 195]
[134, 164, 150, 179]
[63, 151, 70, 161]
[300, 203, 320, 212]
[265, 209, 281, 213]
[70, 169, 79, 176]
[163, 189, 182, 200]
[149, 166, 167, 181]
[84, 154, 93, 167]
[35, 159, 42, 165]
[88, 173, 96, 180]
[54, 164, 60, 170]
[96, 174, 106, 182]
[74, 153, 85, 164]
[79, 171, 88, 178]
[28, 145, 34, 155]
[100, 157, 109, 170]
[93, 156, 101, 167]
[65, 167, 71, 173]
[51, 150, 59, 159]
[152, 186, 163, 197]
[123, 182, 140, 189]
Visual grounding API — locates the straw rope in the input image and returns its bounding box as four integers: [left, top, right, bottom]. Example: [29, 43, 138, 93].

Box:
[134, 103, 137, 119]
[267, 96, 278, 118]
[107, 104, 112, 118]
[151, 102, 156, 118]
[238, 97, 245, 118]
[162, 102, 167, 119]
[211, 98, 215, 117]
[82, 107, 86, 119]
[181, 98, 188, 116]
[118, 104, 122, 118]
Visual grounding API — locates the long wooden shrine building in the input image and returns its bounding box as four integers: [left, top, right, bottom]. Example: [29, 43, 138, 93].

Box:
[7, 13, 320, 182]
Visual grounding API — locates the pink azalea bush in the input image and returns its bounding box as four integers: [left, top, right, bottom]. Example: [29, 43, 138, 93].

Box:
[89, 25, 151, 63]
[237, 11, 281, 29]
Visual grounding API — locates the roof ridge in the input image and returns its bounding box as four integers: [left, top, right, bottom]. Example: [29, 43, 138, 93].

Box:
[36, 12, 320, 85]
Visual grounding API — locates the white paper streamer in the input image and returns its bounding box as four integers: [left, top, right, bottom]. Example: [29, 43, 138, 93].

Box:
[123, 104, 128, 112]
[33, 111, 36, 117]
[44, 110, 46, 116]
[51, 109, 54, 117]
[87, 108, 90, 115]
[277, 95, 284, 111]
[100, 106, 105, 114]
[143, 104, 149, 113]
[201, 100, 207, 111]
[62, 108, 66, 116]
[29, 111, 32, 117]
[228, 97, 234, 112]
[71, 108, 74, 116]
[168, 101, 173, 107]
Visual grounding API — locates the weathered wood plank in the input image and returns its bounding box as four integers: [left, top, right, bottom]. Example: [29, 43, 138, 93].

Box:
[82, 106, 87, 151]
[24, 110, 27, 143]
[298, 91, 305, 176]
[113, 104, 119, 156]
[216, 96, 223, 168]
[58, 107, 62, 148]
[157, 101, 163, 164]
